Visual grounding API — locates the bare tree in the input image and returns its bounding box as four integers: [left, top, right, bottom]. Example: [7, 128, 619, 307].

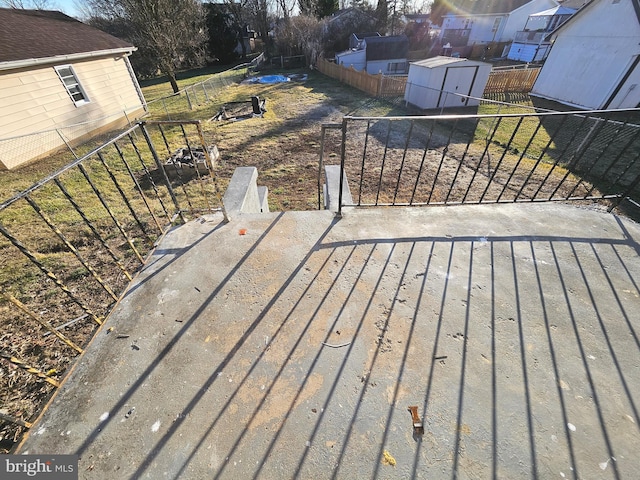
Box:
[275, 14, 322, 60]
[250, 0, 270, 51]
[84, 0, 206, 93]
[276, 0, 295, 21]
[0, 0, 54, 8]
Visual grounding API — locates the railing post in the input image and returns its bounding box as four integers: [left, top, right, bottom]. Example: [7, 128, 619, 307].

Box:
[202, 82, 210, 102]
[139, 122, 186, 223]
[57, 128, 77, 158]
[162, 98, 170, 120]
[318, 126, 327, 210]
[338, 118, 347, 217]
[191, 86, 199, 107]
[185, 89, 193, 110]
[194, 122, 229, 223]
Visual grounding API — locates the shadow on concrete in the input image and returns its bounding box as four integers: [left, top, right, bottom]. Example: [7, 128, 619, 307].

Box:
[18, 206, 640, 479]
[138, 225, 640, 478]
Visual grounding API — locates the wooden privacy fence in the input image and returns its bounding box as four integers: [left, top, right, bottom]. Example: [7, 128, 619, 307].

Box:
[316, 58, 407, 97]
[317, 57, 541, 98]
[483, 67, 541, 95]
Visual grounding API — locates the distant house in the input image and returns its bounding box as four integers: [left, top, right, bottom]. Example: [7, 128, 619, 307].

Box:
[335, 35, 410, 75]
[235, 25, 256, 56]
[323, 8, 380, 56]
[326, 7, 377, 30]
[0, 9, 146, 170]
[349, 32, 382, 50]
[403, 13, 432, 25]
[439, 0, 557, 47]
[531, 0, 640, 109]
[506, 6, 576, 62]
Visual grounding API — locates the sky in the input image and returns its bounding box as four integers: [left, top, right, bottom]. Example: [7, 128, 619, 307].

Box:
[51, 0, 81, 18]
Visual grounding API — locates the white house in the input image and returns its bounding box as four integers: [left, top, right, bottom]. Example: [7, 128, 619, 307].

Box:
[531, 0, 640, 109]
[0, 9, 146, 170]
[404, 56, 492, 109]
[506, 5, 576, 62]
[439, 0, 557, 47]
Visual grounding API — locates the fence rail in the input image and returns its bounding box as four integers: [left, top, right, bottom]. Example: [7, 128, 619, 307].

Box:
[0, 121, 224, 446]
[318, 109, 640, 215]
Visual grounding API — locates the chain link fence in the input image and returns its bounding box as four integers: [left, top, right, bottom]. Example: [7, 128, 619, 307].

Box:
[0, 108, 143, 170]
[145, 65, 251, 120]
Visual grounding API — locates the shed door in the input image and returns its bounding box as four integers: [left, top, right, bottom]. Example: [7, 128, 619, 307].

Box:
[438, 66, 478, 108]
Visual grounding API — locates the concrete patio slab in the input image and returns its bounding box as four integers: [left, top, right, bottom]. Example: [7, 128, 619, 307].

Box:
[17, 203, 640, 479]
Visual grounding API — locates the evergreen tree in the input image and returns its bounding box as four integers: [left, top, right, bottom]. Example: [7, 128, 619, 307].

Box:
[205, 3, 239, 64]
[315, 0, 339, 18]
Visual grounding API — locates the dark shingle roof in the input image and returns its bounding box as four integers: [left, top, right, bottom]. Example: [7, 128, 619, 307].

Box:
[365, 35, 409, 61]
[446, 0, 534, 15]
[0, 8, 134, 64]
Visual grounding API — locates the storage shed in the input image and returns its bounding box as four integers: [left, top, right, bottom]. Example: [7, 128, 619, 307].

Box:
[404, 56, 492, 109]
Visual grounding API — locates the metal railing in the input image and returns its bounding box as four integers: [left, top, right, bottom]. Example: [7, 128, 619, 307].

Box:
[318, 108, 640, 216]
[514, 31, 547, 44]
[0, 120, 223, 442]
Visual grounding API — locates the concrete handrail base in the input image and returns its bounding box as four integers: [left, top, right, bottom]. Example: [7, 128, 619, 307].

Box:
[324, 165, 353, 212]
[223, 166, 269, 216]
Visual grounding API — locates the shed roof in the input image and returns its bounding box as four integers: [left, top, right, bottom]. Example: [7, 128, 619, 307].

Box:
[353, 32, 382, 40]
[410, 56, 492, 69]
[0, 8, 134, 65]
[364, 35, 409, 61]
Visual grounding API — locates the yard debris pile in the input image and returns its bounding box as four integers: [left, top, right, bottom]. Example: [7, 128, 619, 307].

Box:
[165, 146, 219, 172]
[211, 96, 266, 122]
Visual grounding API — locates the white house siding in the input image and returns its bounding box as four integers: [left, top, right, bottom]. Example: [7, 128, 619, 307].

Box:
[336, 50, 366, 71]
[531, 0, 640, 109]
[507, 42, 550, 62]
[0, 55, 145, 169]
[499, 0, 556, 42]
[365, 58, 407, 75]
[508, 42, 537, 62]
[442, 0, 555, 45]
[467, 15, 507, 44]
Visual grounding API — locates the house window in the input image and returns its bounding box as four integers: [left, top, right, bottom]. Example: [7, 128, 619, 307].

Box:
[492, 17, 502, 32]
[55, 65, 89, 106]
[387, 62, 407, 74]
